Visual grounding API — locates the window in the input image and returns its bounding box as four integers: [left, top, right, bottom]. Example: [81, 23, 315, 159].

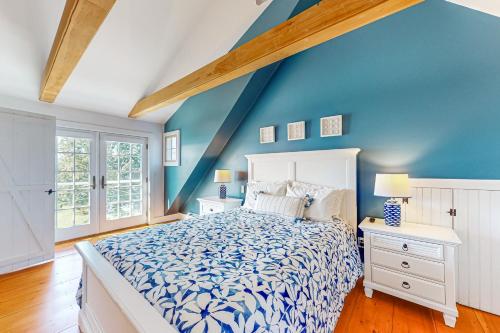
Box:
[164, 130, 180, 166]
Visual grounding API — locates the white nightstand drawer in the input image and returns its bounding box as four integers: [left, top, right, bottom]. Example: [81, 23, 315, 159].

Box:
[198, 197, 243, 216]
[371, 248, 445, 282]
[372, 266, 446, 304]
[371, 233, 444, 261]
[360, 218, 461, 328]
[200, 203, 224, 215]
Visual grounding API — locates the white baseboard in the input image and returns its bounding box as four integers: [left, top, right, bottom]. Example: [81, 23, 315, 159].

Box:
[150, 213, 188, 225]
[0, 252, 54, 275]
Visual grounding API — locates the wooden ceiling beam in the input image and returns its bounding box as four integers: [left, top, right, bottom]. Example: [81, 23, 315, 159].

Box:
[39, 0, 116, 103]
[128, 0, 423, 118]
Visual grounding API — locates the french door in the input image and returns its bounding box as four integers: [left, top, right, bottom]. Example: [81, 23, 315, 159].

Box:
[55, 130, 98, 242]
[99, 134, 148, 232]
[55, 130, 148, 241]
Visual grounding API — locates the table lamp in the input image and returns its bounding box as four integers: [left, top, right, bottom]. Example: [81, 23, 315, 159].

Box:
[374, 174, 410, 227]
[214, 169, 232, 199]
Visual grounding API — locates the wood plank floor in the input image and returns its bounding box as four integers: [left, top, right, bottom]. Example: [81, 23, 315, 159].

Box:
[334, 281, 500, 333]
[0, 226, 498, 333]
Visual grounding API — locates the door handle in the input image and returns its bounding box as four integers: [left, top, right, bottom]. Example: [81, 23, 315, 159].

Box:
[45, 189, 55, 195]
[92, 176, 96, 190]
[101, 176, 106, 189]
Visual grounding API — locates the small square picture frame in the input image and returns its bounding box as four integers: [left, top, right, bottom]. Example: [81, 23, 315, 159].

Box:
[287, 121, 305, 141]
[320, 115, 342, 137]
[259, 126, 275, 144]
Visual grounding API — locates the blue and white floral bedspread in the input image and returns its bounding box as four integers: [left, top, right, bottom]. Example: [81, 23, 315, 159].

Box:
[77, 208, 362, 332]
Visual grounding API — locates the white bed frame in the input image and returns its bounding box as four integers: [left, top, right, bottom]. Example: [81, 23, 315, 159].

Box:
[75, 148, 361, 333]
[246, 148, 360, 232]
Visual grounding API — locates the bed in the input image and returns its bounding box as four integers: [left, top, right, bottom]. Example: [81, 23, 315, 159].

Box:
[75, 148, 362, 333]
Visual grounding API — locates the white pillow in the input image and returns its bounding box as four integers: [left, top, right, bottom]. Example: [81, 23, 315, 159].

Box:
[254, 194, 305, 218]
[243, 181, 287, 209]
[286, 181, 344, 222]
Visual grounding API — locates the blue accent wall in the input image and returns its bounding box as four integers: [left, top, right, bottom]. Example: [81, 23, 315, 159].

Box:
[168, 0, 500, 219]
[164, 0, 310, 213]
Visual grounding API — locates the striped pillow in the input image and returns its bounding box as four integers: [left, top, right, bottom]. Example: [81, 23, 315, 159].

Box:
[254, 194, 305, 218]
[243, 181, 287, 209]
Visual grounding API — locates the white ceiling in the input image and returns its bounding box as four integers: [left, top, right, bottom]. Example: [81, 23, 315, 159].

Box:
[447, 0, 500, 17]
[0, 0, 270, 123]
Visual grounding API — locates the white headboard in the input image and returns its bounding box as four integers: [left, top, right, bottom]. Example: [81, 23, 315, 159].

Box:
[245, 148, 360, 233]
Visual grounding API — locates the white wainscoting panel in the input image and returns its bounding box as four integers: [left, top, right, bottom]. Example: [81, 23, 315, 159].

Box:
[402, 179, 500, 315]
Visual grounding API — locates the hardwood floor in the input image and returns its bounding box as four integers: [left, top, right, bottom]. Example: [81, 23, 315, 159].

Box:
[0, 226, 498, 333]
[334, 282, 500, 333]
[0, 226, 147, 333]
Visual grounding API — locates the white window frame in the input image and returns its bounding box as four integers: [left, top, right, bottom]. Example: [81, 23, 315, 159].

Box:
[163, 130, 180, 166]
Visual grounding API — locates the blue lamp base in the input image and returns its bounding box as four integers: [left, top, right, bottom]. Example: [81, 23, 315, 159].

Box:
[219, 184, 227, 199]
[384, 198, 401, 227]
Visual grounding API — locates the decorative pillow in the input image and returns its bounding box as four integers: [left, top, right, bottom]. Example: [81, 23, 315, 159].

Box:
[243, 181, 287, 209]
[286, 181, 344, 222]
[304, 194, 314, 208]
[254, 193, 305, 218]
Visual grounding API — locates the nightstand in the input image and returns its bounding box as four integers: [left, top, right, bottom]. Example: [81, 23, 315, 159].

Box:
[359, 218, 461, 327]
[197, 196, 242, 215]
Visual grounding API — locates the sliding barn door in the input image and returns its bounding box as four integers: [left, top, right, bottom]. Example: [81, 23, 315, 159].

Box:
[0, 110, 55, 274]
[403, 179, 500, 315]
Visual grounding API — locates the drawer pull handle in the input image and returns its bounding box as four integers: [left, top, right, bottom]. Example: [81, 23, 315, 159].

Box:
[402, 281, 411, 289]
[401, 261, 410, 269]
[402, 243, 409, 251]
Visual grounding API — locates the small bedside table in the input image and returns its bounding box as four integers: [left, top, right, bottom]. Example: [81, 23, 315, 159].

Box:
[359, 218, 461, 327]
[197, 196, 242, 215]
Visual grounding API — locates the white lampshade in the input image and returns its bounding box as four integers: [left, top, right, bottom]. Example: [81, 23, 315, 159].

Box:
[374, 174, 410, 198]
[214, 169, 232, 183]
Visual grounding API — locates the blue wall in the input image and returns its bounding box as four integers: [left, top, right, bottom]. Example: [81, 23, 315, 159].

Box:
[164, 0, 309, 213]
[168, 0, 500, 219]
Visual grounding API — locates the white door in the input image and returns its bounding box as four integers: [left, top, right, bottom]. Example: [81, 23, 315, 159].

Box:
[55, 130, 98, 242]
[99, 134, 148, 232]
[0, 110, 55, 274]
[403, 179, 500, 315]
[453, 189, 500, 315]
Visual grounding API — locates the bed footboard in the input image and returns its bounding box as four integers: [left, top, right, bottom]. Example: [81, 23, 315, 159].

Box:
[75, 241, 177, 333]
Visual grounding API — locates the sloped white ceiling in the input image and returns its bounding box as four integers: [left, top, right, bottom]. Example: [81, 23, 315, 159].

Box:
[447, 0, 500, 17]
[0, 0, 270, 123]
